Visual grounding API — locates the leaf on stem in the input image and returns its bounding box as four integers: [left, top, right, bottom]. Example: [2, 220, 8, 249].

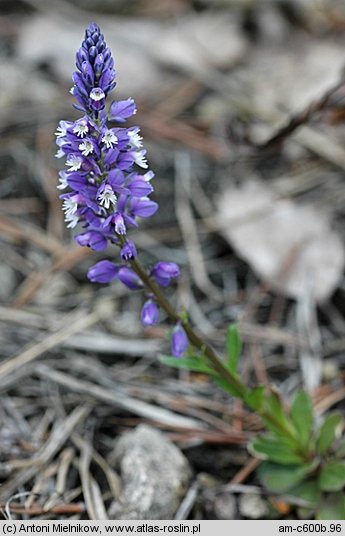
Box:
[214, 377, 244, 398]
[258, 460, 318, 493]
[244, 385, 265, 411]
[318, 461, 345, 492]
[290, 390, 314, 447]
[262, 390, 297, 444]
[226, 323, 241, 374]
[159, 355, 216, 375]
[317, 492, 345, 520]
[249, 435, 306, 465]
[287, 478, 321, 509]
[317, 413, 344, 456]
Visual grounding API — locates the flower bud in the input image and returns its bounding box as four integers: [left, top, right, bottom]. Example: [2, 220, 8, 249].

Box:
[151, 262, 180, 287]
[141, 299, 159, 326]
[76, 231, 107, 251]
[171, 324, 188, 358]
[121, 240, 137, 260]
[87, 260, 119, 283]
[117, 267, 143, 290]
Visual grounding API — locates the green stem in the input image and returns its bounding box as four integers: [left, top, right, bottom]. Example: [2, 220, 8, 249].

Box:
[128, 256, 247, 398]
[128, 253, 305, 455]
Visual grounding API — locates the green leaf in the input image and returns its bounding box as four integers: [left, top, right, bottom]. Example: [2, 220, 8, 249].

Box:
[317, 493, 345, 520]
[214, 376, 244, 398]
[318, 461, 345, 492]
[262, 391, 297, 444]
[290, 479, 321, 519]
[264, 391, 289, 424]
[249, 436, 305, 465]
[226, 323, 241, 374]
[288, 479, 321, 511]
[290, 390, 314, 446]
[159, 355, 216, 375]
[317, 413, 344, 455]
[258, 460, 318, 493]
[244, 386, 265, 411]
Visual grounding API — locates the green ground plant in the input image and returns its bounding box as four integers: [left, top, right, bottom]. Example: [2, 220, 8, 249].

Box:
[161, 324, 345, 520]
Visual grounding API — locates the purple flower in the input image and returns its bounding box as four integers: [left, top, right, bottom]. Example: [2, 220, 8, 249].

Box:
[76, 231, 108, 250]
[141, 299, 159, 326]
[151, 262, 180, 287]
[127, 179, 153, 198]
[90, 87, 106, 111]
[171, 324, 188, 358]
[130, 197, 158, 218]
[117, 267, 143, 290]
[113, 213, 126, 234]
[87, 260, 119, 283]
[110, 98, 137, 122]
[121, 240, 137, 260]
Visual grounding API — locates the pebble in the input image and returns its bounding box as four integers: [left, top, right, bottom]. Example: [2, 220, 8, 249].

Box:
[214, 492, 236, 520]
[108, 424, 192, 519]
[238, 492, 268, 519]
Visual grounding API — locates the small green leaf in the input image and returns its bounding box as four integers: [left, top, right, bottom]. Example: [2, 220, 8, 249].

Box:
[159, 355, 216, 375]
[262, 391, 297, 443]
[258, 460, 318, 493]
[249, 436, 305, 465]
[226, 323, 241, 373]
[214, 376, 244, 398]
[317, 493, 345, 520]
[264, 391, 287, 423]
[318, 461, 345, 492]
[290, 390, 314, 446]
[317, 413, 344, 455]
[244, 386, 265, 411]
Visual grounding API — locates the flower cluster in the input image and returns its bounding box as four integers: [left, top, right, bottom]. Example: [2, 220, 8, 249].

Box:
[55, 24, 156, 251]
[56, 23, 187, 357]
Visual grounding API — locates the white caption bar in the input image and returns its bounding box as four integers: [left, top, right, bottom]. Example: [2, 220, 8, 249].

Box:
[0, 521, 344, 536]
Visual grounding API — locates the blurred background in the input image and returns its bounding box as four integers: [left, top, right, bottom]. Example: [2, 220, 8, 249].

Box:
[0, 0, 345, 520]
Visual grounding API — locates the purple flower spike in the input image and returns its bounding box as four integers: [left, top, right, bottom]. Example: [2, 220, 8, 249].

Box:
[171, 324, 188, 358]
[117, 266, 143, 290]
[151, 262, 180, 287]
[141, 299, 159, 326]
[121, 240, 137, 260]
[87, 260, 119, 283]
[57, 23, 158, 254]
[57, 25, 185, 334]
